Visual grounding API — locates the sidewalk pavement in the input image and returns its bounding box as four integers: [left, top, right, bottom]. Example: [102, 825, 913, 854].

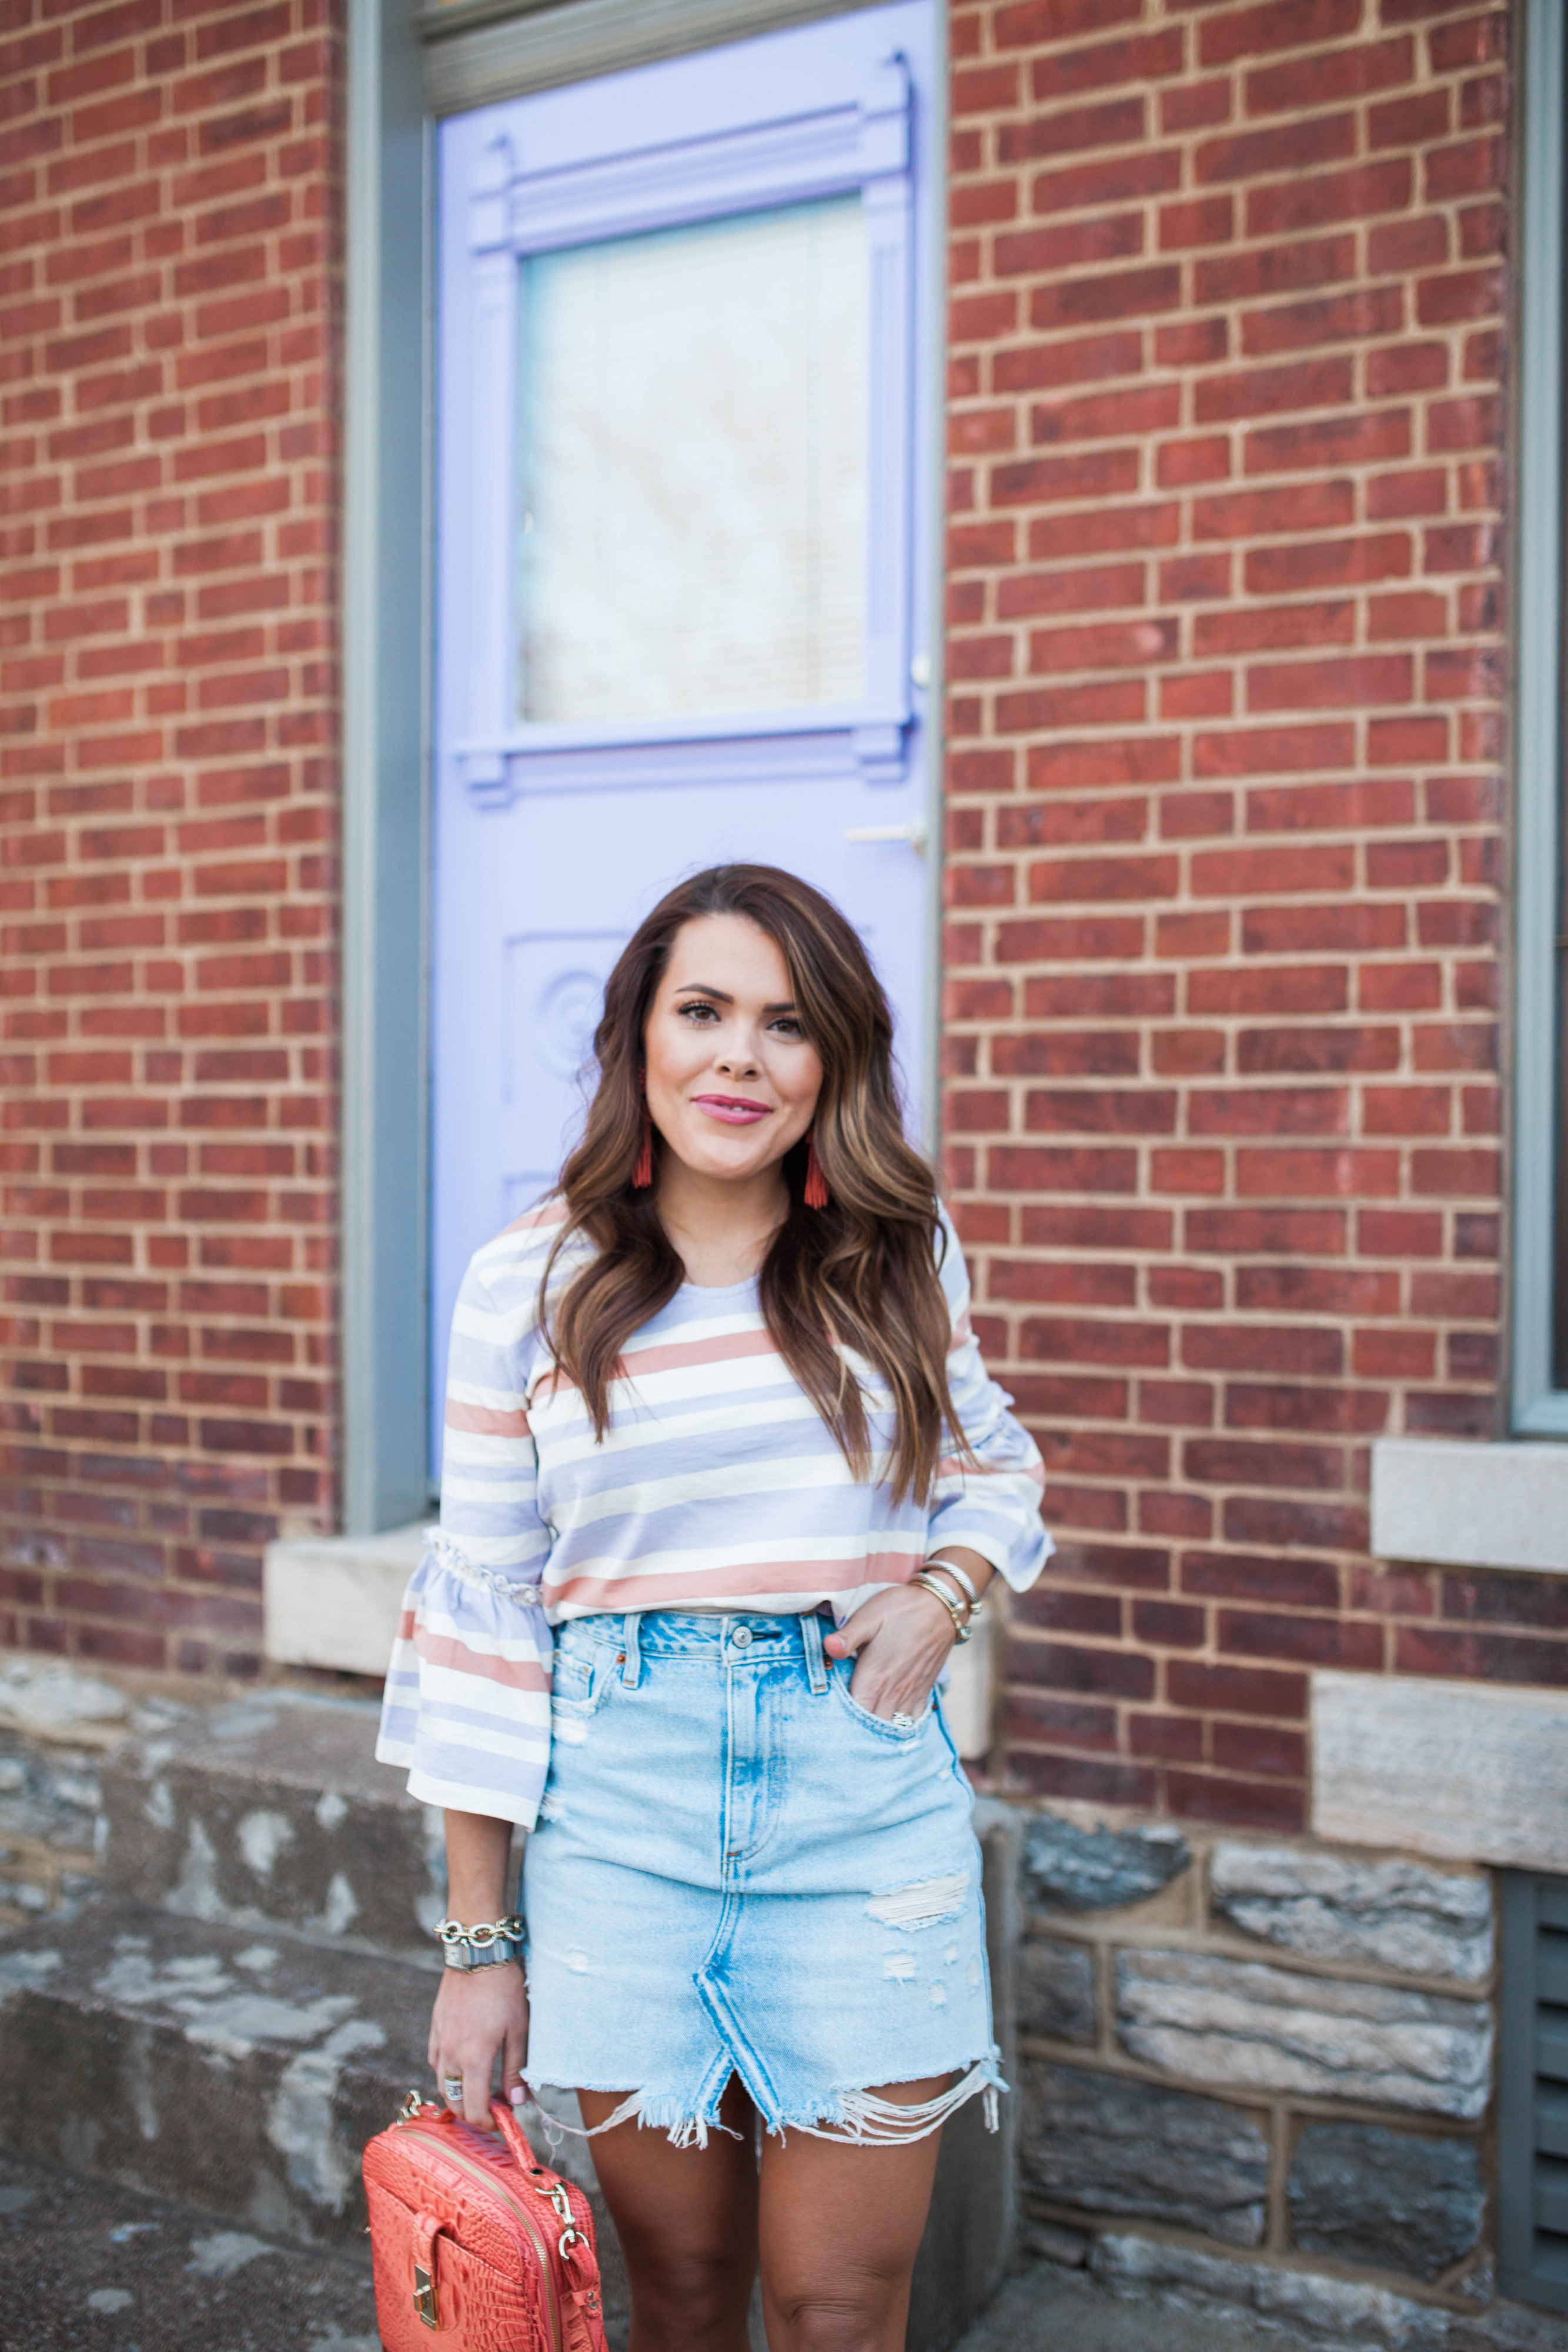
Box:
[955, 2262, 1326, 2352]
[2, 2147, 379, 2352]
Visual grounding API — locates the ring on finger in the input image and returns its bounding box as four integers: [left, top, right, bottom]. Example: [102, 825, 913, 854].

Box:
[442, 2074, 463, 2104]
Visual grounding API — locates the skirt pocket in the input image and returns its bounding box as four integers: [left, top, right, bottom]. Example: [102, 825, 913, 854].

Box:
[549, 1643, 615, 1742]
[827, 1662, 932, 1743]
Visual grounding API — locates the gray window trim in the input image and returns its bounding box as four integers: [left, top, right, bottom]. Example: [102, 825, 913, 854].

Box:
[342, 0, 433, 1533]
[1513, 0, 1567, 1435]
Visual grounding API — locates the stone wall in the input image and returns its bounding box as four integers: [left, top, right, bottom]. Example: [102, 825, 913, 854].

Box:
[1011, 1799, 1496, 2323]
[0, 1654, 174, 1926]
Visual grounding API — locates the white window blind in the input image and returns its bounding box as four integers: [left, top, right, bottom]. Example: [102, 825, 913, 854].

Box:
[516, 195, 867, 724]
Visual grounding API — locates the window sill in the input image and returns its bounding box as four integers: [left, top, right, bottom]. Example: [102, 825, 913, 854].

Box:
[1370, 1436, 1568, 1576]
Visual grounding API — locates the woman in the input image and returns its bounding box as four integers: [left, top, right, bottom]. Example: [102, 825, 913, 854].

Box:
[377, 864, 1049, 2352]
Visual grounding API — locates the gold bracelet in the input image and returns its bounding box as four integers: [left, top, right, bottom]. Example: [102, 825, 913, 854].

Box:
[921, 1562, 982, 1618]
[912, 1569, 973, 1645]
[923, 1557, 981, 1611]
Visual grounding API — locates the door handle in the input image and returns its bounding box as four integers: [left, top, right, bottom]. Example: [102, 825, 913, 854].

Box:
[844, 821, 928, 856]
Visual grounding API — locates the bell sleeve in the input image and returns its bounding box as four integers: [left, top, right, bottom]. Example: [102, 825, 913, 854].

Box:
[925, 1211, 1052, 1593]
[375, 1254, 554, 1828]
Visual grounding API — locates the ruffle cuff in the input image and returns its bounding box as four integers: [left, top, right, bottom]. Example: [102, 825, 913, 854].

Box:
[375, 1531, 554, 1830]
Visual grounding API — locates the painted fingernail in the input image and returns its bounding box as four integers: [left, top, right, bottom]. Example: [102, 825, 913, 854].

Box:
[508, 2087, 526, 2106]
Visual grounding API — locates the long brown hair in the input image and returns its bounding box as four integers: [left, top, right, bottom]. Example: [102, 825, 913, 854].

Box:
[540, 864, 962, 1504]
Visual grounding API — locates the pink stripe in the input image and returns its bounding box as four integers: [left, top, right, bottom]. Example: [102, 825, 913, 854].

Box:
[546, 1553, 922, 1610]
[533, 1326, 780, 1404]
[409, 1619, 551, 1694]
[446, 1400, 532, 1436]
[615, 1328, 778, 1378]
[950, 1309, 974, 1348]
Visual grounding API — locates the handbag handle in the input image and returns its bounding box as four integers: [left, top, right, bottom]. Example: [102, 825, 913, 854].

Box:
[490, 2097, 606, 2347]
[490, 2096, 541, 2174]
[490, 2097, 596, 2247]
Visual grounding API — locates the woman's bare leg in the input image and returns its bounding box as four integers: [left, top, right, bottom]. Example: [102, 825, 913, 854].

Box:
[757, 2078, 948, 2352]
[578, 2078, 759, 2352]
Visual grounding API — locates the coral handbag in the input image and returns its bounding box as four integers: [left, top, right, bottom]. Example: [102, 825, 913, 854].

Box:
[363, 2092, 609, 2351]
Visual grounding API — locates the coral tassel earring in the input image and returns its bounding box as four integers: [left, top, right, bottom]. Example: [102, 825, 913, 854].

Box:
[804, 1130, 829, 1211]
[633, 1067, 653, 1189]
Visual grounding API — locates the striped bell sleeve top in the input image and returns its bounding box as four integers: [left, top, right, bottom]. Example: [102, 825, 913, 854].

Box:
[375, 1198, 1051, 1826]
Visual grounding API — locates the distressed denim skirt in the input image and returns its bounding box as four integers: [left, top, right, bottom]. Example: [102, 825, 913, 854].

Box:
[520, 1608, 1002, 2147]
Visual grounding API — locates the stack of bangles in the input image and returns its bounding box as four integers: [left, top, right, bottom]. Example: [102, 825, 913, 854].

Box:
[911, 1558, 984, 1643]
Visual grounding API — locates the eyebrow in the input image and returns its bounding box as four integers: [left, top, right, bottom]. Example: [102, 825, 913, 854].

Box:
[672, 982, 797, 1014]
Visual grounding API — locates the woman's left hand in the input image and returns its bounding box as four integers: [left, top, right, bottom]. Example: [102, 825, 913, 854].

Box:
[824, 1584, 957, 1721]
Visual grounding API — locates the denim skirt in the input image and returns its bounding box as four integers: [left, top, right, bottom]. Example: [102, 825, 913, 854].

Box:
[520, 1608, 1001, 2147]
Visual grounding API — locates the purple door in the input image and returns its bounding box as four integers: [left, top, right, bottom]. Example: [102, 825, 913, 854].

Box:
[431, 2, 938, 1466]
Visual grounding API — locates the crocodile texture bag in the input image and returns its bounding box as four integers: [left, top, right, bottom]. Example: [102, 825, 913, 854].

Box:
[363, 2093, 609, 2352]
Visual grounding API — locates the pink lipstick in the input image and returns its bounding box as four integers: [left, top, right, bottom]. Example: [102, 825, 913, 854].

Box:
[693, 1094, 772, 1125]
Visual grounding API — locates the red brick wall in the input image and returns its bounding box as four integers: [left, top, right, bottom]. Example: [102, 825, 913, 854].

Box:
[1, 0, 342, 1675]
[942, 0, 1521, 1829]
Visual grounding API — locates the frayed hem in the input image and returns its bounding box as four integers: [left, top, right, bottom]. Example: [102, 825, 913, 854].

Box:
[780, 2056, 1004, 2146]
[520, 2082, 744, 2151]
[520, 2056, 1004, 2153]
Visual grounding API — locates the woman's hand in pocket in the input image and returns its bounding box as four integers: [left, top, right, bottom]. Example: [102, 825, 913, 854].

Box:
[824, 1584, 955, 1721]
[429, 1962, 529, 2130]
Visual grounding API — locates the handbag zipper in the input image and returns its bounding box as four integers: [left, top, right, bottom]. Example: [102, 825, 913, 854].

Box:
[392, 2123, 565, 2350]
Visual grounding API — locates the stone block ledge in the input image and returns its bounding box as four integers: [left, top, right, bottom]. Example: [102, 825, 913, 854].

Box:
[1115, 1949, 1492, 2120]
[263, 1524, 426, 1681]
[1019, 1917, 1494, 2004]
[1014, 2037, 1490, 2147]
[1312, 1669, 1568, 1875]
[1371, 1436, 1568, 1576]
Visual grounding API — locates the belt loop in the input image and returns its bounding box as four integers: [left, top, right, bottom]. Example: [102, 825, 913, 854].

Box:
[801, 1609, 828, 1696]
[620, 1612, 642, 1689]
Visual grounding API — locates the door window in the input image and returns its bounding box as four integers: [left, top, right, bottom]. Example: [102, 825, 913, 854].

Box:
[518, 197, 868, 724]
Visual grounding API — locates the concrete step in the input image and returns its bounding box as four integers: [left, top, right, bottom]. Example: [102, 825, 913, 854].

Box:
[0, 2142, 383, 2352]
[99, 1689, 448, 1962]
[0, 1892, 633, 2331]
[0, 1893, 432, 2251]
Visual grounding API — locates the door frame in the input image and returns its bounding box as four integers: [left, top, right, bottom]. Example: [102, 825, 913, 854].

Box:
[341, 0, 948, 1529]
